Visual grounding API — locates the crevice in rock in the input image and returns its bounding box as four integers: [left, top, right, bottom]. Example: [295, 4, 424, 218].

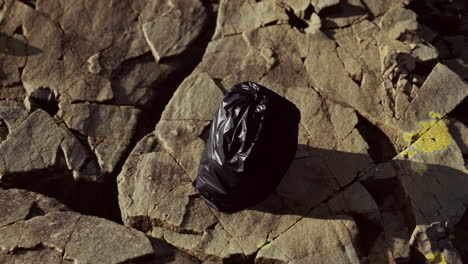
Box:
[392, 166, 420, 240]
[26, 87, 59, 116]
[447, 96, 468, 126]
[0, 119, 9, 142]
[11, 243, 58, 256]
[355, 112, 397, 163]
[127, 216, 153, 233]
[285, 8, 309, 32]
[61, 215, 81, 261]
[24, 201, 45, 220]
[198, 121, 212, 143]
[149, 217, 203, 236]
[411, 60, 438, 79]
[17, 0, 36, 9]
[0, 136, 122, 223]
[13, 25, 24, 35]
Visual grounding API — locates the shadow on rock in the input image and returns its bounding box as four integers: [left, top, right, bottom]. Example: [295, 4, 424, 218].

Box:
[0, 169, 123, 223]
[320, 0, 368, 19]
[246, 145, 467, 253]
[0, 33, 42, 56]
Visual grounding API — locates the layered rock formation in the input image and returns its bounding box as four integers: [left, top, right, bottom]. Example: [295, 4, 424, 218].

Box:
[1, 0, 467, 263]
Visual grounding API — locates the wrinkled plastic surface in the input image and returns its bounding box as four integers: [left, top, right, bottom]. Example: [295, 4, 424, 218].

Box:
[196, 82, 300, 212]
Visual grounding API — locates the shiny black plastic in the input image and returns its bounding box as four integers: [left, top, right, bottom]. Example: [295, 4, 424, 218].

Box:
[195, 82, 300, 212]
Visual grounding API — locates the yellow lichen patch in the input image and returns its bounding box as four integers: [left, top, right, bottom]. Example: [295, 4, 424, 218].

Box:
[257, 238, 272, 249]
[429, 112, 443, 119]
[404, 112, 452, 152]
[412, 121, 452, 152]
[401, 149, 417, 159]
[411, 160, 427, 174]
[257, 239, 267, 248]
[425, 252, 447, 264]
[404, 119, 437, 144]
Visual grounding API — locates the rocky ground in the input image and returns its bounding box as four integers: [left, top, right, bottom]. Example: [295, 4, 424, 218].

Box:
[0, 0, 467, 263]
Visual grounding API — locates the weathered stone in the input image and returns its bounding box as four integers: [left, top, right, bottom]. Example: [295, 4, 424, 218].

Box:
[330, 14, 467, 151]
[255, 216, 360, 264]
[304, 31, 362, 109]
[143, 0, 207, 62]
[0, 103, 27, 132]
[161, 72, 224, 121]
[449, 120, 468, 155]
[0, 33, 29, 91]
[0, 247, 63, 264]
[0, 0, 205, 108]
[0, 109, 99, 181]
[58, 103, 141, 174]
[337, 46, 362, 81]
[305, 12, 322, 33]
[0, 188, 66, 228]
[311, 0, 340, 12]
[326, 182, 380, 226]
[321, 0, 368, 29]
[410, 44, 439, 62]
[281, 0, 310, 16]
[381, 197, 411, 262]
[64, 215, 155, 264]
[111, 55, 176, 109]
[213, 0, 288, 39]
[378, 7, 418, 41]
[401, 64, 468, 131]
[444, 58, 468, 81]
[0, 189, 156, 263]
[361, 0, 408, 17]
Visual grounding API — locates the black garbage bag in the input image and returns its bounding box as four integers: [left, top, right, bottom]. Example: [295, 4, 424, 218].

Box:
[195, 82, 300, 212]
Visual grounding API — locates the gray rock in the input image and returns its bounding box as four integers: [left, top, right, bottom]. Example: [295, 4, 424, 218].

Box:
[401, 63, 468, 132]
[58, 103, 141, 174]
[64, 215, 155, 264]
[311, 0, 340, 12]
[0, 188, 156, 264]
[361, 0, 409, 17]
[449, 120, 468, 155]
[161, 72, 224, 121]
[213, 0, 288, 39]
[0, 188, 67, 228]
[255, 215, 360, 264]
[0, 109, 99, 182]
[143, 0, 207, 62]
[378, 7, 418, 41]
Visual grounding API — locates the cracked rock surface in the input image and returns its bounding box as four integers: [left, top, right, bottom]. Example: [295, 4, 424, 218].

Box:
[1, 0, 468, 263]
[0, 188, 156, 264]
